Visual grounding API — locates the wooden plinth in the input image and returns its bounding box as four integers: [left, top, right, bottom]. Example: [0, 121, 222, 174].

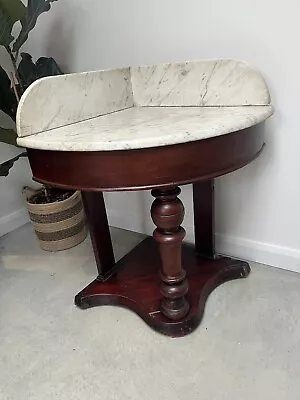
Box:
[27, 126, 263, 337]
[75, 237, 250, 337]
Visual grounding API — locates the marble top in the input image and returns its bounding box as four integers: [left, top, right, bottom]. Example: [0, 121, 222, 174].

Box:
[16, 59, 273, 151]
[18, 106, 273, 151]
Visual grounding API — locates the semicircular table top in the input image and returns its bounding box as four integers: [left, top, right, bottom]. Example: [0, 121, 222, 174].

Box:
[16, 59, 274, 151]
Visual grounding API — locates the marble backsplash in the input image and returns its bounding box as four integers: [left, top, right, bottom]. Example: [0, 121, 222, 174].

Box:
[17, 68, 134, 137]
[131, 60, 270, 107]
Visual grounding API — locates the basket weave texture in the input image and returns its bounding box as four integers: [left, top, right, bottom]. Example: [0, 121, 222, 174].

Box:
[25, 190, 87, 252]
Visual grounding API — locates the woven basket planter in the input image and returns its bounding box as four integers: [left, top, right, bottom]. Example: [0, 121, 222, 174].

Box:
[25, 189, 87, 252]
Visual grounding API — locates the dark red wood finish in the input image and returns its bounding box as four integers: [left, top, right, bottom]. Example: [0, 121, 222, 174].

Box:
[193, 180, 216, 258]
[151, 187, 189, 320]
[75, 237, 250, 337]
[81, 191, 115, 281]
[27, 125, 264, 191]
[26, 126, 264, 337]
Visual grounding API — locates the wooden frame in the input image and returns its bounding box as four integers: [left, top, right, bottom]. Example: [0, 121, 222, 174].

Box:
[27, 126, 263, 191]
[27, 125, 264, 337]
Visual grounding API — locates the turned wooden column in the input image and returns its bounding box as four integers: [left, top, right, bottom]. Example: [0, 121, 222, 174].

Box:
[151, 187, 189, 320]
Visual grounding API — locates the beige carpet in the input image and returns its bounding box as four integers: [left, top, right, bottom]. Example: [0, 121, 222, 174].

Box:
[1, 224, 300, 400]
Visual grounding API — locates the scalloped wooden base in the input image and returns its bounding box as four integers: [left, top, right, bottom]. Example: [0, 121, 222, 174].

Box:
[26, 114, 263, 338]
[75, 237, 250, 337]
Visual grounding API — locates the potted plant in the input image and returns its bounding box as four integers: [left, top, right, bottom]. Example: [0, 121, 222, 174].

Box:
[0, 0, 87, 251]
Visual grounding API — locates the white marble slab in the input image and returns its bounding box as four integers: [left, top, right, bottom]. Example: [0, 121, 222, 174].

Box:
[17, 105, 274, 151]
[17, 68, 134, 137]
[16, 59, 273, 150]
[131, 60, 270, 107]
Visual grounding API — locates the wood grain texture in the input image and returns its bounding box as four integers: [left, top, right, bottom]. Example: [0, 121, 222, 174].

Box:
[81, 191, 116, 281]
[75, 237, 250, 337]
[151, 187, 189, 320]
[27, 125, 264, 191]
[26, 125, 263, 336]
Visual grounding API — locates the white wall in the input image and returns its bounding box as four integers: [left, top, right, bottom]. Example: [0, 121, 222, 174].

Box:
[0, 48, 34, 236]
[5, 0, 300, 271]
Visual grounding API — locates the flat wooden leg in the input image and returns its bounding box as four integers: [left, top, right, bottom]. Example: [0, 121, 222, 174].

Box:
[81, 191, 116, 281]
[151, 187, 189, 321]
[193, 180, 216, 258]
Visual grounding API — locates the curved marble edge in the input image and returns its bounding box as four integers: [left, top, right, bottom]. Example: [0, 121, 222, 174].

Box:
[17, 105, 274, 152]
[16, 59, 271, 139]
[16, 68, 134, 138]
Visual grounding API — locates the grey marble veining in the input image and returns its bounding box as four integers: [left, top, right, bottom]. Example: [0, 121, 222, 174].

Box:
[17, 68, 134, 137]
[17, 105, 274, 151]
[16, 59, 273, 150]
[131, 60, 271, 107]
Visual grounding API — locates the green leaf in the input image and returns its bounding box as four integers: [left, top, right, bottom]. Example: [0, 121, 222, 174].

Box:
[18, 52, 38, 89]
[18, 52, 63, 90]
[0, 0, 26, 25]
[0, 8, 14, 46]
[0, 151, 27, 177]
[13, 0, 59, 52]
[0, 126, 18, 146]
[0, 65, 17, 120]
[0, 0, 26, 47]
[36, 56, 63, 78]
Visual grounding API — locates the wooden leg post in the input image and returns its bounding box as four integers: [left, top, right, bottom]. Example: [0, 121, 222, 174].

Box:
[81, 191, 115, 281]
[193, 180, 216, 258]
[76, 185, 250, 337]
[151, 187, 189, 320]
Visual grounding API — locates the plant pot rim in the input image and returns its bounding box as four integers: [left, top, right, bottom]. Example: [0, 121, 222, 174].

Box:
[26, 189, 80, 206]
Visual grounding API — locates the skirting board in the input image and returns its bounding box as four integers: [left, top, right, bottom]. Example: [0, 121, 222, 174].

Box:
[214, 234, 300, 274]
[0, 208, 30, 238]
[108, 210, 300, 274]
[2, 207, 300, 274]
